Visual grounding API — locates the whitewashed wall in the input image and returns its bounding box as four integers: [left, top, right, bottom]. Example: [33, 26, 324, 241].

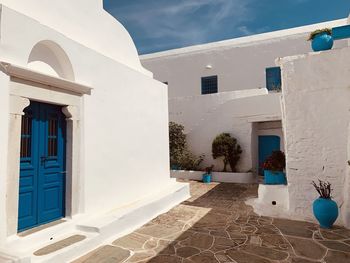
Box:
[141, 20, 348, 98]
[169, 92, 282, 172]
[280, 47, 350, 227]
[0, 3, 175, 242]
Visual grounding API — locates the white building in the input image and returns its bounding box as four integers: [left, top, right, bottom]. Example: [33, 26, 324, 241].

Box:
[0, 1, 189, 261]
[141, 19, 349, 175]
[141, 16, 350, 227]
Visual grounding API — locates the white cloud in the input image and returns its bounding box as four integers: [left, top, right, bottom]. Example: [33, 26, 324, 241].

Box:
[108, 0, 254, 53]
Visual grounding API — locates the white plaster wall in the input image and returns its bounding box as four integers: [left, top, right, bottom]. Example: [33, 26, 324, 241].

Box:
[170, 92, 282, 172]
[170, 170, 257, 184]
[141, 19, 348, 98]
[0, 1, 150, 75]
[0, 5, 173, 240]
[0, 72, 10, 245]
[280, 47, 350, 226]
[169, 88, 267, 133]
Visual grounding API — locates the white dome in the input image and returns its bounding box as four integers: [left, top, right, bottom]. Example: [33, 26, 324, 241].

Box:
[0, 0, 146, 74]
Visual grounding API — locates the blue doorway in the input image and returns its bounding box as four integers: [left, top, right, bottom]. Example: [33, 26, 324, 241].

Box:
[18, 101, 66, 232]
[258, 135, 281, 175]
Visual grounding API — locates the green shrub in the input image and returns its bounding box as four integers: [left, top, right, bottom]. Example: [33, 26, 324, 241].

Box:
[169, 122, 204, 170]
[308, 28, 332, 41]
[212, 133, 242, 172]
[169, 122, 186, 163]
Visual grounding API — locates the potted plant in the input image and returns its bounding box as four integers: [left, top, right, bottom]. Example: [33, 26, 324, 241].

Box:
[262, 151, 287, 185]
[202, 165, 214, 183]
[212, 133, 242, 172]
[312, 180, 338, 228]
[308, 28, 333, 52]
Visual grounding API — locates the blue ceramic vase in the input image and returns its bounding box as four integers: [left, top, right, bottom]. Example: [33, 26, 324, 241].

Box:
[311, 33, 333, 52]
[202, 173, 212, 183]
[313, 198, 338, 228]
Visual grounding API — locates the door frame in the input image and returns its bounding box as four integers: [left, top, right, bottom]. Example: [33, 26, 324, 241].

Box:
[6, 77, 84, 236]
[18, 101, 67, 232]
[258, 135, 281, 175]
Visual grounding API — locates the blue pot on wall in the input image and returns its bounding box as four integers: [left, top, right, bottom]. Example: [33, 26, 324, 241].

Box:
[202, 173, 212, 183]
[171, 165, 180, 170]
[313, 198, 338, 228]
[264, 170, 287, 185]
[311, 33, 333, 52]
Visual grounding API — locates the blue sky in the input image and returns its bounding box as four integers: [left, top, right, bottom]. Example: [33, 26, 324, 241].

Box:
[103, 0, 350, 55]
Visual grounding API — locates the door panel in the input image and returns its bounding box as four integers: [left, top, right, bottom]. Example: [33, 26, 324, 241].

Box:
[258, 135, 281, 175]
[18, 105, 40, 230]
[37, 104, 66, 224]
[18, 101, 66, 232]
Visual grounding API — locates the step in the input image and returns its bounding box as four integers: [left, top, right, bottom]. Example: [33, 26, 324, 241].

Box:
[0, 182, 190, 263]
[33, 235, 86, 256]
[76, 182, 190, 236]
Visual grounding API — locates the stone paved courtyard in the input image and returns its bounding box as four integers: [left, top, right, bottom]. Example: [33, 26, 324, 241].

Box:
[75, 181, 350, 262]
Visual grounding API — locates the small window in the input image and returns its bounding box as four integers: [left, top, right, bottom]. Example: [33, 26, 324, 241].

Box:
[266, 67, 281, 91]
[201, 75, 218, 95]
[48, 114, 58, 157]
[20, 110, 33, 159]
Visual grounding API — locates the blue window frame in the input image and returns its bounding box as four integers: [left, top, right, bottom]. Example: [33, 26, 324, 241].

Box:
[332, 25, 350, 40]
[201, 75, 218, 95]
[266, 67, 281, 91]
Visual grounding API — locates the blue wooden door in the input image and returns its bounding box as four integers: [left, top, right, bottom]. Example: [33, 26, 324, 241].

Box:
[258, 135, 280, 175]
[18, 101, 66, 232]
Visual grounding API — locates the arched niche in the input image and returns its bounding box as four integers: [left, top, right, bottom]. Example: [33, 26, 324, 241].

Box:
[28, 40, 75, 81]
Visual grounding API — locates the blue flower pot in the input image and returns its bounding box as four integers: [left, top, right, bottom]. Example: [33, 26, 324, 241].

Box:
[202, 173, 212, 183]
[264, 170, 287, 185]
[311, 33, 333, 52]
[313, 198, 338, 228]
[171, 165, 180, 170]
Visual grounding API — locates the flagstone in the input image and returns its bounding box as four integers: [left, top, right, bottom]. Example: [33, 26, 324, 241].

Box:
[136, 224, 183, 239]
[74, 245, 130, 263]
[180, 232, 214, 249]
[319, 229, 347, 240]
[146, 255, 182, 263]
[291, 257, 319, 263]
[176, 247, 200, 258]
[188, 251, 218, 263]
[273, 219, 314, 238]
[286, 236, 327, 260]
[74, 181, 350, 263]
[112, 232, 151, 250]
[243, 244, 289, 260]
[226, 249, 271, 263]
[318, 240, 350, 253]
[324, 250, 350, 263]
[260, 234, 290, 250]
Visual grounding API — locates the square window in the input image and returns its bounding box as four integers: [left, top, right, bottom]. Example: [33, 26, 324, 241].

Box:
[201, 76, 218, 95]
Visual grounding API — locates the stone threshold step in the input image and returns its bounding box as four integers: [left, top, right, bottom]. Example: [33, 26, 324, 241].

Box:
[33, 235, 86, 256]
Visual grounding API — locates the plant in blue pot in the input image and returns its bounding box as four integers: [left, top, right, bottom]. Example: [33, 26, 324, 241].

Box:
[202, 165, 214, 183]
[308, 28, 333, 52]
[262, 151, 287, 185]
[312, 180, 338, 228]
